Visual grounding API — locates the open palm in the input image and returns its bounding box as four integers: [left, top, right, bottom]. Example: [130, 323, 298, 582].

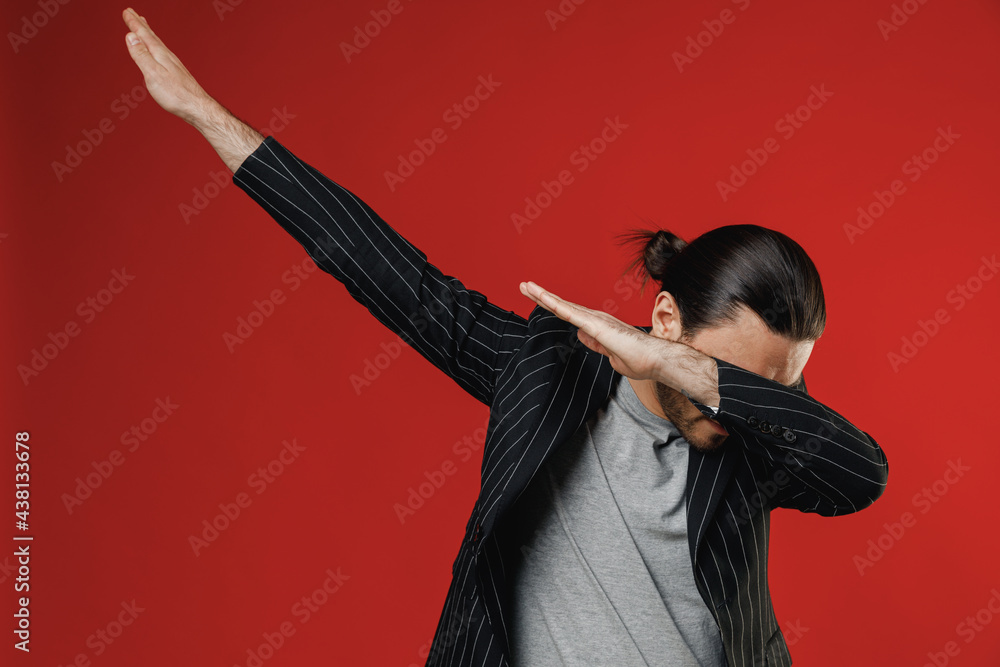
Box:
[122, 8, 212, 124]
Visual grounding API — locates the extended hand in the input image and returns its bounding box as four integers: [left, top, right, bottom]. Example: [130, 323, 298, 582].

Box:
[122, 8, 215, 125]
[519, 280, 720, 405]
[519, 280, 670, 381]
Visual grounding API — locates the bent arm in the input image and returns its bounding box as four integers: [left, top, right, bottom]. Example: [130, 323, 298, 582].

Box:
[693, 357, 889, 516]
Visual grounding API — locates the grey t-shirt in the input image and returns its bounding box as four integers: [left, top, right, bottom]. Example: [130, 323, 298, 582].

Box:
[506, 374, 727, 667]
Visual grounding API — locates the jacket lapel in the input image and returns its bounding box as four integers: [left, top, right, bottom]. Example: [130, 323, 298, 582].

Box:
[685, 439, 738, 565]
[480, 304, 620, 543]
[632, 324, 738, 566]
[480, 312, 735, 569]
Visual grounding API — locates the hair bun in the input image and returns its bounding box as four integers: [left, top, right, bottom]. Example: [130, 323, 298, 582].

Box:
[615, 224, 688, 295]
[644, 229, 687, 280]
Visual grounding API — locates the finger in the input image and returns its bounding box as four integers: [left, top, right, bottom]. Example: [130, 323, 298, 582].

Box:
[523, 281, 593, 322]
[520, 281, 600, 336]
[531, 285, 589, 326]
[124, 30, 164, 76]
[134, 13, 171, 58]
[123, 9, 175, 65]
[520, 280, 568, 316]
[123, 10, 157, 53]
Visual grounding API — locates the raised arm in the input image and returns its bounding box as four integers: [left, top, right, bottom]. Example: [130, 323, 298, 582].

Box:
[122, 8, 527, 405]
[123, 9, 262, 171]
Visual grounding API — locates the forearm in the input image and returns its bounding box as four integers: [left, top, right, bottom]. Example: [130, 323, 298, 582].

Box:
[652, 342, 888, 513]
[190, 100, 264, 173]
[709, 356, 888, 514]
[655, 343, 721, 407]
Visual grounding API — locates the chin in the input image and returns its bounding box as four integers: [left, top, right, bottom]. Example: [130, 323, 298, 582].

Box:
[687, 425, 728, 453]
[655, 381, 729, 453]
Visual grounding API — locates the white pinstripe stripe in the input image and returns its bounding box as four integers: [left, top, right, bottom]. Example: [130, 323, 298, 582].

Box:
[693, 456, 723, 551]
[733, 464, 767, 655]
[734, 428, 849, 513]
[478, 350, 583, 517]
[719, 381, 881, 451]
[246, 145, 498, 397]
[235, 175, 496, 399]
[720, 500, 752, 664]
[289, 146, 510, 333]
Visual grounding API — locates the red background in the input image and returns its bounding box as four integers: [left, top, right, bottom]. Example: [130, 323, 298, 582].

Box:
[3, 0, 999, 665]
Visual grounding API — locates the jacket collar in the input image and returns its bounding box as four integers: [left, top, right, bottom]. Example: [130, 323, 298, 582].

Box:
[487, 305, 737, 566]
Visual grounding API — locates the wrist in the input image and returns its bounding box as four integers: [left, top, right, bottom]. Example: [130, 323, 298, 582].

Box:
[656, 342, 720, 407]
[188, 97, 227, 133]
[188, 99, 265, 173]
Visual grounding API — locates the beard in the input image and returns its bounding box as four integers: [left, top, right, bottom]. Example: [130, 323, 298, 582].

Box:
[653, 380, 729, 453]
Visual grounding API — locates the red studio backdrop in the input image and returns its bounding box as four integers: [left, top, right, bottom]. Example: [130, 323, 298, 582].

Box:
[2, 0, 999, 665]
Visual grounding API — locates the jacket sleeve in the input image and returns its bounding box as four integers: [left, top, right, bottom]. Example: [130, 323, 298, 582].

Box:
[699, 356, 889, 517]
[231, 135, 526, 406]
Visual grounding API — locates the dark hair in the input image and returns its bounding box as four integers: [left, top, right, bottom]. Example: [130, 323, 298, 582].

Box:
[616, 221, 825, 342]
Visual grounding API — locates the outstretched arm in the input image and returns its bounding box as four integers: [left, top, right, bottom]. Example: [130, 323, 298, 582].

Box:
[122, 8, 262, 172]
[122, 8, 528, 405]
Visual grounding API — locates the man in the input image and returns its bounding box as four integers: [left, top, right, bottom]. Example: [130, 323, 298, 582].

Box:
[122, 8, 889, 666]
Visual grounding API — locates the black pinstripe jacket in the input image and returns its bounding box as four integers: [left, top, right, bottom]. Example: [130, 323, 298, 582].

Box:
[232, 135, 889, 667]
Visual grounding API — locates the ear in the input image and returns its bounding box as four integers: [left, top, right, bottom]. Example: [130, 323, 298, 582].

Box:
[651, 291, 684, 341]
